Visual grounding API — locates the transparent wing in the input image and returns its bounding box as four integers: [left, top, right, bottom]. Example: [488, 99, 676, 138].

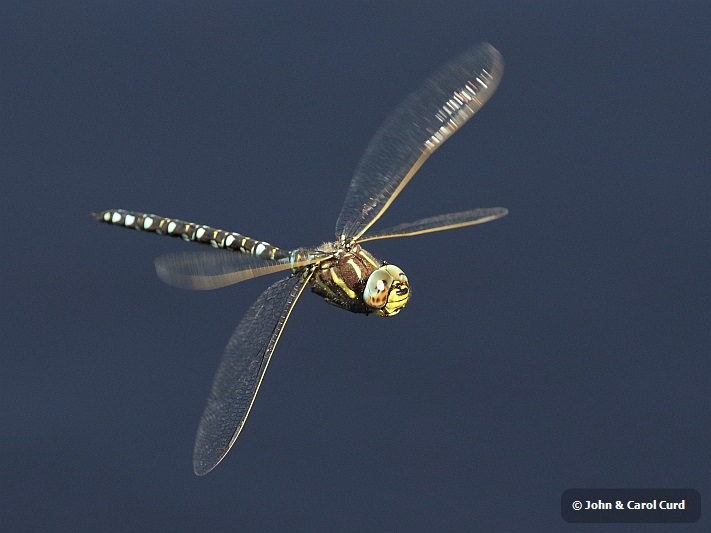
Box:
[154, 250, 325, 290]
[335, 43, 504, 243]
[358, 207, 508, 243]
[193, 272, 312, 475]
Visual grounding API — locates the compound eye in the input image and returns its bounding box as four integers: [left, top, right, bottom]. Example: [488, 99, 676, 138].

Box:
[363, 265, 410, 317]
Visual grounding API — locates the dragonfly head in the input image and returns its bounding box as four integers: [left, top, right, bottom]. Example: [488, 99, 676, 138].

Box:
[363, 264, 410, 317]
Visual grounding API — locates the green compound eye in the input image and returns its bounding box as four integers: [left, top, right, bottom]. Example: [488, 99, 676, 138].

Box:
[363, 264, 410, 316]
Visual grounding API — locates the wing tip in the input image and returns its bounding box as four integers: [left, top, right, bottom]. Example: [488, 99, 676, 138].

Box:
[193, 461, 214, 476]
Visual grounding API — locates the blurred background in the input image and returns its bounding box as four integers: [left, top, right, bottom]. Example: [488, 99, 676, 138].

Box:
[1, 1, 709, 531]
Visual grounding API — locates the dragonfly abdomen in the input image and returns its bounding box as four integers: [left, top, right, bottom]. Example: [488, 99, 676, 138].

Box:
[93, 209, 287, 260]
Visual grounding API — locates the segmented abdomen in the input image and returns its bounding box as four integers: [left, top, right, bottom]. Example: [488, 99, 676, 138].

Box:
[93, 209, 287, 261]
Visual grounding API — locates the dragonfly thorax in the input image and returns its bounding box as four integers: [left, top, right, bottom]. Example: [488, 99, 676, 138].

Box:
[309, 243, 410, 316]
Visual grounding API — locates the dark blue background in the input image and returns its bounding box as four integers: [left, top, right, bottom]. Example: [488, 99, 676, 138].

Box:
[2, 1, 710, 531]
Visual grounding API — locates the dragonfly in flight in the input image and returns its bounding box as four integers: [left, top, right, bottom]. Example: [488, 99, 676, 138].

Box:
[95, 42, 507, 475]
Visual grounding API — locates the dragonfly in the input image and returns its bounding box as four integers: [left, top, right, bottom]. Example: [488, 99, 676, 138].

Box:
[95, 42, 507, 475]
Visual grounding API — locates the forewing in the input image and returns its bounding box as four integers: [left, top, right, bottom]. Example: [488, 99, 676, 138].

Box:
[335, 43, 503, 243]
[358, 207, 508, 243]
[193, 272, 312, 475]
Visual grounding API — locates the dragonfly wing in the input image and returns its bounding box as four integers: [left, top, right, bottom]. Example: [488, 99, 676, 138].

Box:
[154, 250, 323, 290]
[358, 207, 508, 243]
[335, 43, 503, 243]
[193, 272, 313, 475]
